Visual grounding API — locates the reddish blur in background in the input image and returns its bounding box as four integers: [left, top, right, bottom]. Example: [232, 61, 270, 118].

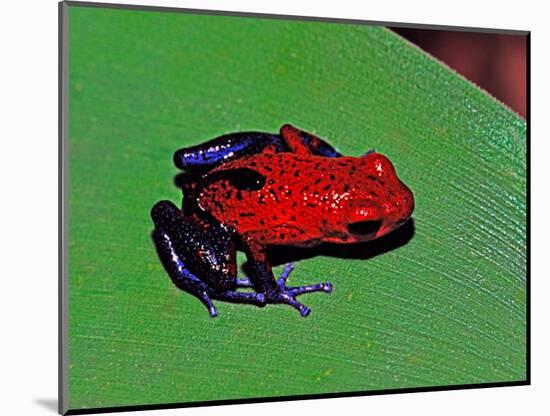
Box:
[392, 28, 527, 118]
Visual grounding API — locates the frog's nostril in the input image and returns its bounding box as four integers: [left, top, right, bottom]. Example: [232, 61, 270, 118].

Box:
[348, 220, 382, 236]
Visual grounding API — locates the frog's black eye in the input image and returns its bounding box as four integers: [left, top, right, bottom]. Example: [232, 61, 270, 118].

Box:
[212, 168, 266, 191]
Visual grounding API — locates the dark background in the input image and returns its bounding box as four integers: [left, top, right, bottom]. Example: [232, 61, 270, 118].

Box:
[392, 28, 527, 118]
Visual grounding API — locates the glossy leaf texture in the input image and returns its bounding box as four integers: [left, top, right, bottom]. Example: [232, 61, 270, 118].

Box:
[67, 5, 527, 410]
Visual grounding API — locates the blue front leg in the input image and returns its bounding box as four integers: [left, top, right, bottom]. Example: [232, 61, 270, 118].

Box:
[241, 243, 333, 318]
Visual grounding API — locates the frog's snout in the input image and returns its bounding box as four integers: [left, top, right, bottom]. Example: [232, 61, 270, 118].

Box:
[345, 177, 414, 241]
[376, 180, 415, 238]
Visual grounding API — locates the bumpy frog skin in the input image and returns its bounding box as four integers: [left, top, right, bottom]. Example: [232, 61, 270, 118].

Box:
[151, 124, 414, 317]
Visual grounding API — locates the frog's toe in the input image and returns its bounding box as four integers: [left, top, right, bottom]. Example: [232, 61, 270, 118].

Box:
[277, 263, 295, 288]
[299, 305, 311, 317]
[287, 282, 333, 296]
[236, 277, 253, 288]
[269, 282, 333, 316]
[280, 280, 333, 316]
[287, 297, 311, 317]
[271, 292, 311, 317]
[207, 305, 218, 318]
[212, 290, 266, 308]
[193, 289, 218, 318]
[255, 292, 266, 304]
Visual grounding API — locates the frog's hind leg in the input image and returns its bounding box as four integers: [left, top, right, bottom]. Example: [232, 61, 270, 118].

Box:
[152, 226, 219, 317]
[174, 125, 341, 173]
[174, 132, 285, 170]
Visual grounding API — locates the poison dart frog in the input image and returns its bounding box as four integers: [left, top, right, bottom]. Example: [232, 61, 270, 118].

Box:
[151, 124, 414, 317]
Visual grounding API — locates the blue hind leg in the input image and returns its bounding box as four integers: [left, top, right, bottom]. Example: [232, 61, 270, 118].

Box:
[152, 227, 220, 317]
[152, 201, 267, 317]
[174, 132, 285, 169]
[152, 224, 268, 317]
[173, 125, 342, 171]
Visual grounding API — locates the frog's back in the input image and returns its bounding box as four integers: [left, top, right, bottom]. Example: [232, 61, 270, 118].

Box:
[195, 152, 357, 245]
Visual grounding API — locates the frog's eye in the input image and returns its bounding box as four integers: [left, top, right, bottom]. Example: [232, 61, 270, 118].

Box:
[212, 168, 266, 191]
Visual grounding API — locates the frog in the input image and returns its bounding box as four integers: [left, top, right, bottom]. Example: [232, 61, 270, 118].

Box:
[151, 124, 414, 317]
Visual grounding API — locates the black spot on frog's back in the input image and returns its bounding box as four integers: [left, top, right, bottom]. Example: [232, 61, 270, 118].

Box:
[207, 168, 266, 191]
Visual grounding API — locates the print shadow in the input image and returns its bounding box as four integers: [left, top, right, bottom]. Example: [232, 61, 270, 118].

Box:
[33, 398, 58, 413]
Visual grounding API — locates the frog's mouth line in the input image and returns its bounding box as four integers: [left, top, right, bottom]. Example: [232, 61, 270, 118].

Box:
[348, 220, 382, 237]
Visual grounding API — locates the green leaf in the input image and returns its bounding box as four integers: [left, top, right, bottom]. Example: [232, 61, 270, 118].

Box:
[67, 5, 526, 410]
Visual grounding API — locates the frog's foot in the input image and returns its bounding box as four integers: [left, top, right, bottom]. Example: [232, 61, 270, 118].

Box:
[182, 284, 266, 317]
[271, 282, 333, 317]
[276, 263, 332, 296]
[237, 263, 332, 317]
[179, 282, 266, 317]
[271, 264, 333, 317]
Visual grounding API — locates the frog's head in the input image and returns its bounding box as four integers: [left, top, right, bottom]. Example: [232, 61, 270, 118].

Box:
[344, 153, 414, 241]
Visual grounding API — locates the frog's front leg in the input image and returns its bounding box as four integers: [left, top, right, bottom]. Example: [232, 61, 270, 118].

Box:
[241, 239, 332, 317]
[151, 201, 266, 317]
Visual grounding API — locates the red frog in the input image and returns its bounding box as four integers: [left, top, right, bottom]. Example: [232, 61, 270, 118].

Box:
[151, 124, 414, 317]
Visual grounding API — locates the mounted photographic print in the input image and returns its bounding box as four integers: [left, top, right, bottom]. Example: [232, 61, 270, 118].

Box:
[59, 1, 529, 414]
